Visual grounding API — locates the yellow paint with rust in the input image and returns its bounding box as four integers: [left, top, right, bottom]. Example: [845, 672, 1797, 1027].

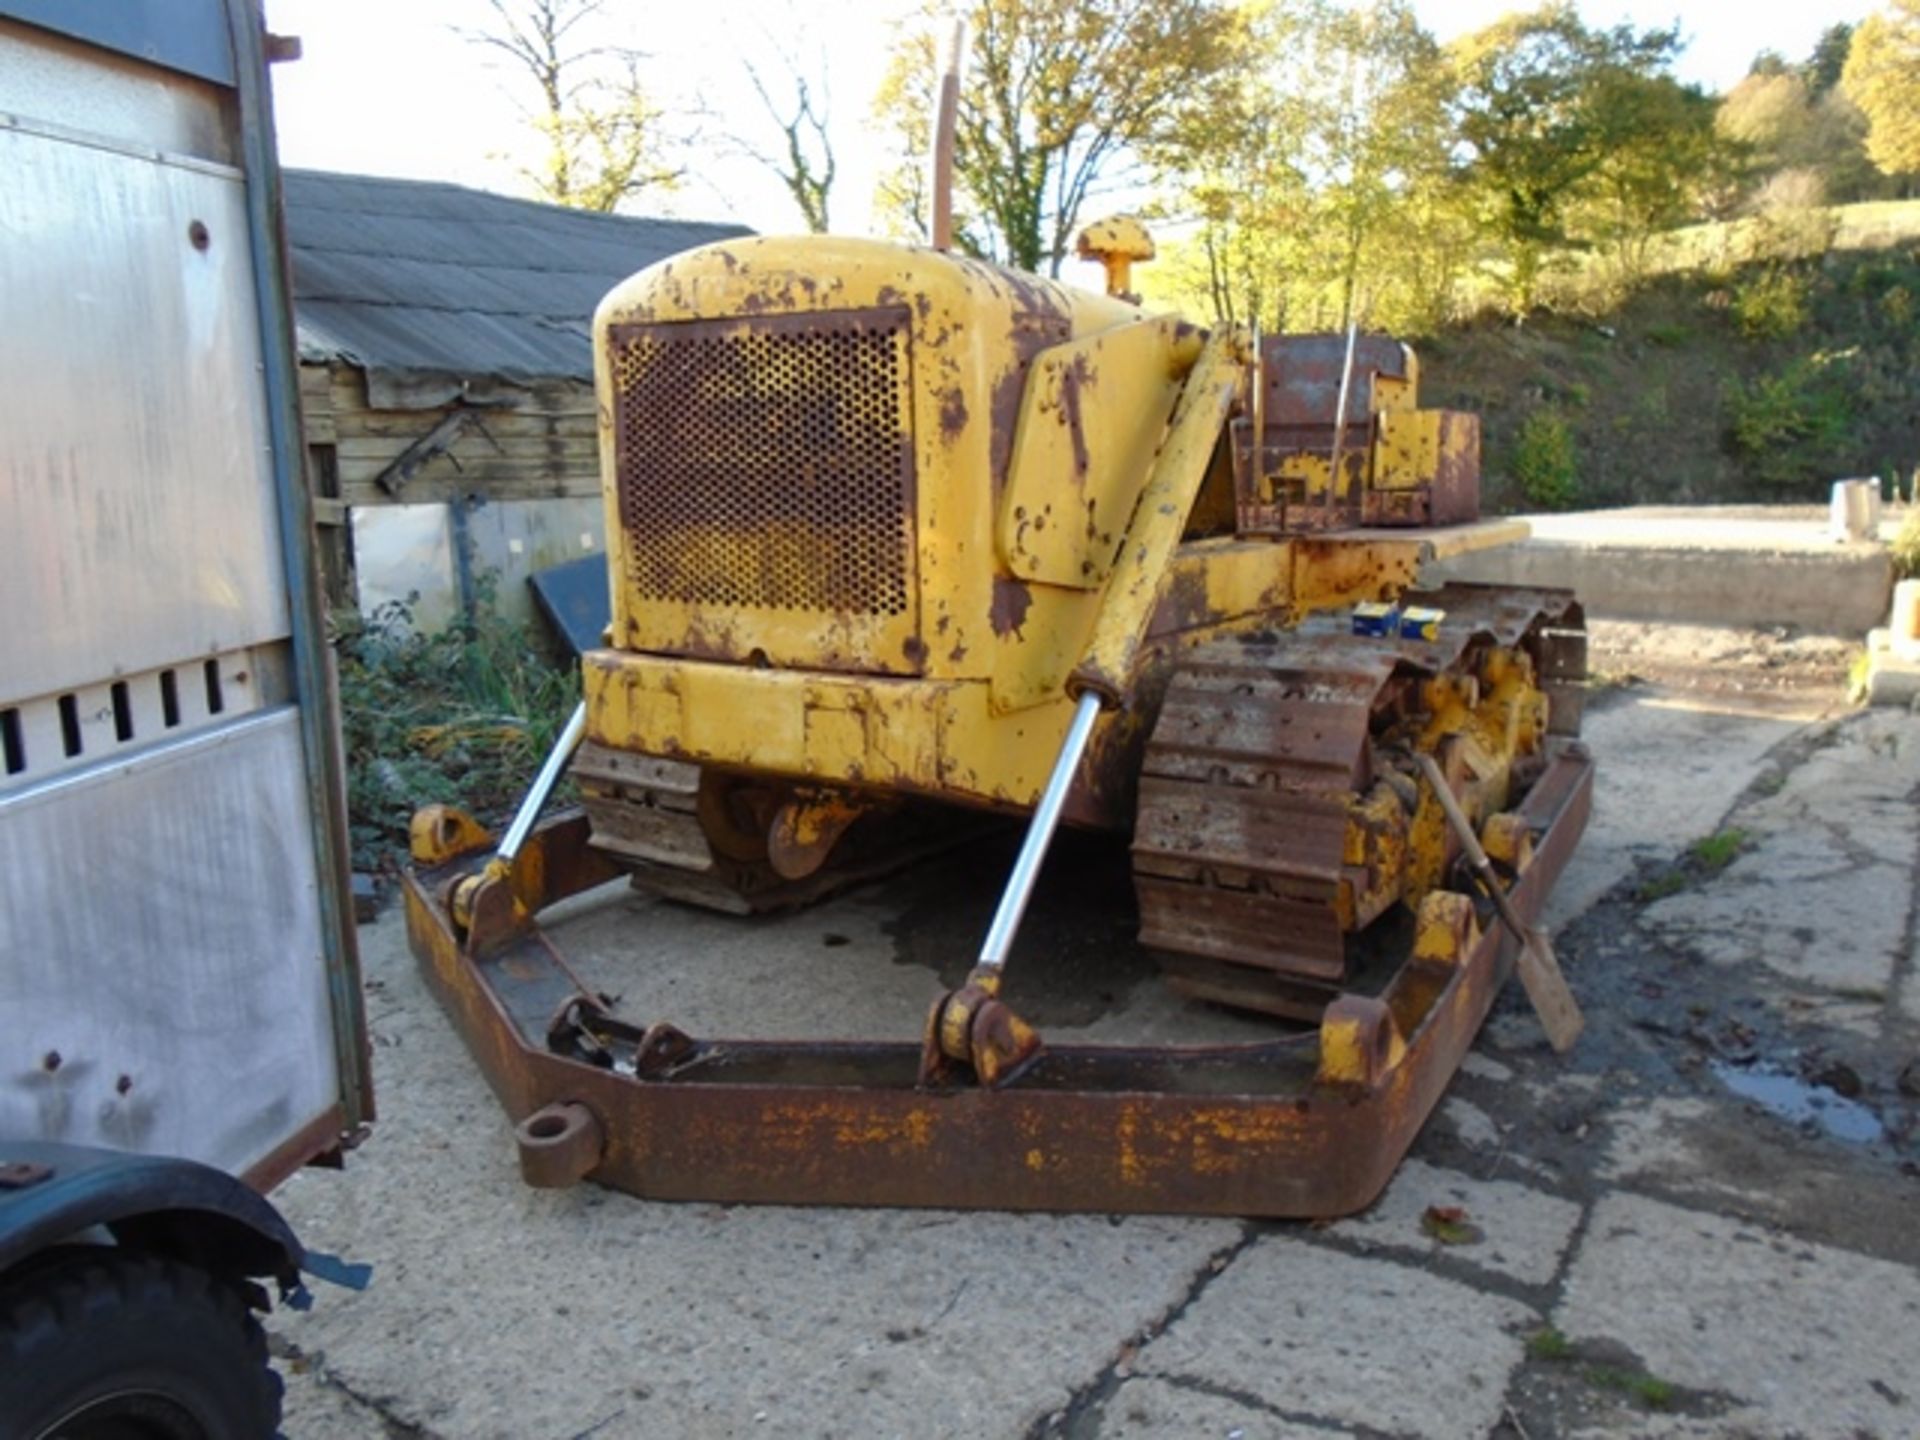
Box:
[1292, 536, 1423, 616]
[408, 804, 493, 865]
[1395, 646, 1551, 905]
[593, 235, 1140, 691]
[1412, 891, 1478, 967]
[1336, 783, 1410, 930]
[1067, 327, 1248, 705]
[585, 233, 1525, 817]
[1372, 408, 1441, 492]
[1315, 1003, 1407, 1089]
[999, 317, 1193, 589]
[582, 652, 1077, 808]
[1480, 812, 1535, 871]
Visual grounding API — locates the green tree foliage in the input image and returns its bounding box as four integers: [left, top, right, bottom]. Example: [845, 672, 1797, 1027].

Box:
[1804, 24, 1856, 96]
[1573, 67, 1727, 287]
[1844, 0, 1920, 178]
[466, 0, 680, 212]
[873, 0, 1244, 274]
[1446, 5, 1708, 312]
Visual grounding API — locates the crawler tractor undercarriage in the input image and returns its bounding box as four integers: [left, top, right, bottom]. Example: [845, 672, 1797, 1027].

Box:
[404, 575, 1591, 1218]
[404, 228, 1595, 1218]
[1136, 584, 1586, 1021]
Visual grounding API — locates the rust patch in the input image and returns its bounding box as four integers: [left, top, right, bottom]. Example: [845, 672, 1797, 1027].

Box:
[902, 635, 929, 668]
[990, 576, 1033, 638]
[1059, 353, 1093, 481]
[940, 387, 969, 440]
[1147, 567, 1210, 636]
[987, 296, 1073, 497]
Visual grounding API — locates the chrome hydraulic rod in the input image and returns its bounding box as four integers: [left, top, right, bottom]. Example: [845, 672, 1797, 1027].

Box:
[975, 690, 1104, 971]
[1324, 318, 1360, 519]
[498, 700, 587, 864]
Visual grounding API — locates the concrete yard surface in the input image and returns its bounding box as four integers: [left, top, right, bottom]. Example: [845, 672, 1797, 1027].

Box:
[269, 652, 1920, 1440]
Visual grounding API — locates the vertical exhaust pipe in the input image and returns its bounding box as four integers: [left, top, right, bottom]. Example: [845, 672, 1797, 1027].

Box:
[930, 20, 965, 251]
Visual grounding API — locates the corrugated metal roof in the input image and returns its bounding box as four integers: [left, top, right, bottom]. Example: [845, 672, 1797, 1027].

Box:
[283, 170, 750, 396]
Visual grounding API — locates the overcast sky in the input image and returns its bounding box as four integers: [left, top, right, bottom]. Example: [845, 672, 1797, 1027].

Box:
[266, 0, 1881, 240]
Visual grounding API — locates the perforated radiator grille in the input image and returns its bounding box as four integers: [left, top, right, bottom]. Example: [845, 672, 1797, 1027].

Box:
[607, 309, 916, 618]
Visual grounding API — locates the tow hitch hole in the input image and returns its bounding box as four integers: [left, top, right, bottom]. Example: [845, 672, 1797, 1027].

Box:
[159, 669, 180, 728]
[110, 680, 134, 742]
[203, 659, 224, 715]
[515, 1103, 604, 1189]
[1, 708, 22, 774]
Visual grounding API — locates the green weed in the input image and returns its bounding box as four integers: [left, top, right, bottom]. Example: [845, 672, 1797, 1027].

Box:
[1631, 1375, 1678, 1410]
[332, 591, 577, 872]
[1587, 1366, 1677, 1411]
[1688, 828, 1748, 872]
[1731, 267, 1810, 340]
[1635, 871, 1688, 903]
[1510, 410, 1579, 509]
[1525, 1326, 1575, 1362]
[1722, 355, 1856, 489]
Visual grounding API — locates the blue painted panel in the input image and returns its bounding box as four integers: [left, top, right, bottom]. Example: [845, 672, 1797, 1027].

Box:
[0, 0, 236, 86]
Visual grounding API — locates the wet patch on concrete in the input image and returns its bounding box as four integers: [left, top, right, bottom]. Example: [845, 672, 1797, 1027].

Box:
[1710, 1058, 1887, 1145]
[881, 827, 1162, 1027]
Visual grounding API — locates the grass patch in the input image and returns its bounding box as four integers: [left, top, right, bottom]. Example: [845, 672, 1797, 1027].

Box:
[1586, 1365, 1677, 1411]
[1635, 870, 1688, 903]
[1688, 827, 1748, 873]
[1636, 826, 1750, 903]
[1525, 1326, 1575, 1362]
[333, 594, 576, 873]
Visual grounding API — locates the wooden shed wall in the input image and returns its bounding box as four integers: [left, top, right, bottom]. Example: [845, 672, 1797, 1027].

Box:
[298, 362, 602, 506]
[298, 360, 604, 609]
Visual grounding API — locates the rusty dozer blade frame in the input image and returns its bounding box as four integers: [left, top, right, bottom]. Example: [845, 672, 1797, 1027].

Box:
[403, 696, 1593, 1217]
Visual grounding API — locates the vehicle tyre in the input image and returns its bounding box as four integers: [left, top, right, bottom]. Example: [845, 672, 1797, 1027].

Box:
[0, 1250, 282, 1440]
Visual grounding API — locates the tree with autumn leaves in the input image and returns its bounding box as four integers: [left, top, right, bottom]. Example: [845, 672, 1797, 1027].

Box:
[1844, 0, 1920, 179]
[872, 0, 1246, 275]
[873, 0, 1744, 321]
[469, 0, 1914, 328]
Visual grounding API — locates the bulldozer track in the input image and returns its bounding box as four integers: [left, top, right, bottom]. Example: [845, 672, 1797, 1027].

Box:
[575, 744, 978, 914]
[1132, 582, 1585, 1019]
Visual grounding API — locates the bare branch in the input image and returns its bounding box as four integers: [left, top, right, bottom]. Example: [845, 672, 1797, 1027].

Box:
[459, 0, 678, 212]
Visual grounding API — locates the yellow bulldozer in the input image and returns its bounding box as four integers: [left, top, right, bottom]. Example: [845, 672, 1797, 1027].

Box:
[404, 217, 1592, 1218]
